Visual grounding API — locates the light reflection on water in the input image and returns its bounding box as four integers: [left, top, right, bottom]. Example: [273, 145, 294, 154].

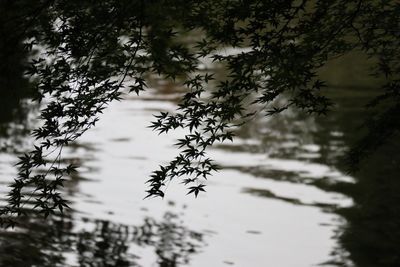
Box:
[0, 85, 353, 267]
[56, 86, 351, 266]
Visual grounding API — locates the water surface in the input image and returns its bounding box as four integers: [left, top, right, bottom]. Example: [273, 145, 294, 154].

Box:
[0, 36, 399, 267]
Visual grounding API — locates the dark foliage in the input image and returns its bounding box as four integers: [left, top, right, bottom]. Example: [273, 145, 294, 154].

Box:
[0, 0, 399, 227]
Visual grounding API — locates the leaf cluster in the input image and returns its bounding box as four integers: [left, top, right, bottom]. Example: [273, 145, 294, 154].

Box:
[1, 0, 399, 225]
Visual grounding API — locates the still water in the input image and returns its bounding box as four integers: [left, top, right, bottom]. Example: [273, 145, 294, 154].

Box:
[0, 58, 399, 266]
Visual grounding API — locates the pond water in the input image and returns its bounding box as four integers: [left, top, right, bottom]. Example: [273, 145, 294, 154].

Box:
[0, 89, 344, 266]
[0, 75, 397, 267]
[0, 43, 399, 267]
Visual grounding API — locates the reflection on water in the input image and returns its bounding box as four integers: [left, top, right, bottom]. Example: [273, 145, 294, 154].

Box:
[332, 119, 400, 267]
[0, 10, 399, 267]
[76, 212, 203, 267]
[0, 213, 73, 267]
[0, 1, 36, 154]
[0, 211, 203, 267]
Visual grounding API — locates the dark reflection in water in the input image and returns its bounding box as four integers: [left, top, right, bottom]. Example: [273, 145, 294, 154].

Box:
[0, 211, 203, 267]
[78, 213, 203, 267]
[322, 94, 400, 266]
[333, 142, 400, 267]
[319, 59, 400, 266]
[0, 1, 36, 153]
[0, 214, 73, 267]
